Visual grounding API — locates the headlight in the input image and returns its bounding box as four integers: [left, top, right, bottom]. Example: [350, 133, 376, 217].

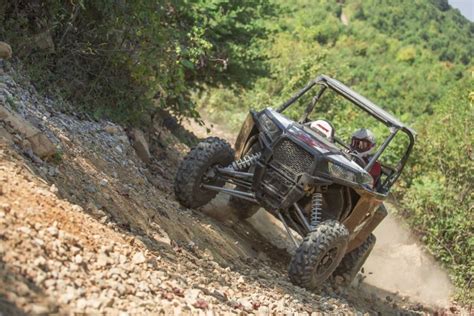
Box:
[357, 172, 374, 186]
[328, 161, 356, 182]
[260, 114, 280, 138]
[328, 161, 374, 186]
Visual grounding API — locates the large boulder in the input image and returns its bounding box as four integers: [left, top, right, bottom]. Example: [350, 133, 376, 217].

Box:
[129, 128, 151, 163]
[0, 42, 12, 59]
[0, 105, 56, 159]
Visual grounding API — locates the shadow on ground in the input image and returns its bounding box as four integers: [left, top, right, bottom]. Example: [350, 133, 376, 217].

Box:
[0, 256, 59, 315]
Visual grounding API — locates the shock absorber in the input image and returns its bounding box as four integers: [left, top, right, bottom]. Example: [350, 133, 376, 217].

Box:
[310, 192, 323, 231]
[229, 152, 262, 170]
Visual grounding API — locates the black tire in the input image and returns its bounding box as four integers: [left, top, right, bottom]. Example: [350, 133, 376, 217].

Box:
[174, 137, 234, 208]
[288, 220, 349, 290]
[333, 233, 376, 287]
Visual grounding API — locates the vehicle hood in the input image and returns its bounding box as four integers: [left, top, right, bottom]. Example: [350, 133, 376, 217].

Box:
[267, 108, 369, 175]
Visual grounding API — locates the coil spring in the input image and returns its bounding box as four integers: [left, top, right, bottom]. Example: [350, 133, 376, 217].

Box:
[230, 152, 262, 170]
[310, 192, 323, 231]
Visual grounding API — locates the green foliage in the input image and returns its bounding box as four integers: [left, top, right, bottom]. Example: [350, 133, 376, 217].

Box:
[0, 0, 276, 124]
[358, 0, 473, 65]
[51, 150, 64, 165]
[396, 46, 417, 63]
[400, 79, 473, 302]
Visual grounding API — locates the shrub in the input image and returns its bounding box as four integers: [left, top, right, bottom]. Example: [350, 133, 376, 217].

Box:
[0, 0, 276, 124]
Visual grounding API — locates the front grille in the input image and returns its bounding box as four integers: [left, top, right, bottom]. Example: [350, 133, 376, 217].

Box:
[262, 168, 293, 195]
[272, 139, 314, 175]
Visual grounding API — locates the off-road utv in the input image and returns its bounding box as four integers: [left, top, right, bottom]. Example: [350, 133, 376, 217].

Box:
[174, 75, 415, 289]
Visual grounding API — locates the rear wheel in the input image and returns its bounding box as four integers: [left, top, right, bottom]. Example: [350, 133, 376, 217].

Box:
[174, 137, 234, 209]
[333, 233, 376, 287]
[288, 220, 349, 289]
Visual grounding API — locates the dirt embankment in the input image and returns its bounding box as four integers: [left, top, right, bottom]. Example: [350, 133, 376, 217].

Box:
[0, 64, 462, 315]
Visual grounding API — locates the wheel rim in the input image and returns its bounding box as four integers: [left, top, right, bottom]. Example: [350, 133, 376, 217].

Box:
[200, 163, 226, 193]
[315, 247, 339, 276]
[202, 164, 219, 184]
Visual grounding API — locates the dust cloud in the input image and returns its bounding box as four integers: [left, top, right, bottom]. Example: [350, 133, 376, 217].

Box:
[362, 204, 454, 307]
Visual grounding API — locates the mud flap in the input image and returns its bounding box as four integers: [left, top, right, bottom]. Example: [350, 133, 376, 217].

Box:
[347, 204, 387, 252]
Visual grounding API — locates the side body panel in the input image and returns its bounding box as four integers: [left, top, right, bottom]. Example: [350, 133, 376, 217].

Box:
[234, 112, 258, 159]
[343, 189, 387, 252]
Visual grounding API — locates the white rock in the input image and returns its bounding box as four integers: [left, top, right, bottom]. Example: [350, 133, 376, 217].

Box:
[118, 254, 127, 264]
[34, 256, 46, 266]
[47, 225, 59, 237]
[44, 279, 56, 289]
[30, 304, 50, 315]
[184, 289, 201, 303]
[88, 298, 102, 309]
[70, 246, 81, 255]
[71, 205, 83, 212]
[74, 254, 83, 264]
[69, 263, 79, 272]
[34, 238, 44, 247]
[132, 252, 146, 264]
[18, 226, 32, 235]
[238, 298, 253, 311]
[135, 291, 147, 298]
[257, 305, 270, 315]
[137, 281, 150, 293]
[60, 287, 76, 304]
[76, 298, 87, 310]
[49, 184, 58, 193]
[96, 253, 110, 268]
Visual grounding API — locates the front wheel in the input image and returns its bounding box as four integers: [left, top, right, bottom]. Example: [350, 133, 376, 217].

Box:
[174, 137, 234, 209]
[288, 220, 349, 289]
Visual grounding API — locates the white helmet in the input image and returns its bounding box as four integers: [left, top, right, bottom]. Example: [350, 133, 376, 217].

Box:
[309, 119, 335, 142]
[350, 128, 376, 157]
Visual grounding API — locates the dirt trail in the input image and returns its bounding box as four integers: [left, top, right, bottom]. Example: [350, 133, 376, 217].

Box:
[186, 115, 457, 310]
[0, 65, 462, 315]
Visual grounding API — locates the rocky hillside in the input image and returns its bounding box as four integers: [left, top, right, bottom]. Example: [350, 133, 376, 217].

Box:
[0, 64, 460, 315]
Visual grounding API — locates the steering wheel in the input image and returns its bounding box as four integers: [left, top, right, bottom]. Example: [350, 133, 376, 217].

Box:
[348, 150, 367, 167]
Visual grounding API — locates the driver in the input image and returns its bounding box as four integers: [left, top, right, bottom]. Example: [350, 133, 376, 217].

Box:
[350, 128, 381, 187]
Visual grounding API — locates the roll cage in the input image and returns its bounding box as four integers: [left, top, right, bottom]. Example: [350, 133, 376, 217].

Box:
[276, 75, 416, 192]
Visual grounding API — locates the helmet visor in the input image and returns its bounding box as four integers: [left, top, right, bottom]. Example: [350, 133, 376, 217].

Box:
[351, 138, 374, 153]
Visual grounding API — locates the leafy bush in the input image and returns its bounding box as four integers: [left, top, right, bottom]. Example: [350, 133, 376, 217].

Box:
[0, 0, 276, 124]
[396, 46, 417, 63]
[399, 79, 473, 302]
